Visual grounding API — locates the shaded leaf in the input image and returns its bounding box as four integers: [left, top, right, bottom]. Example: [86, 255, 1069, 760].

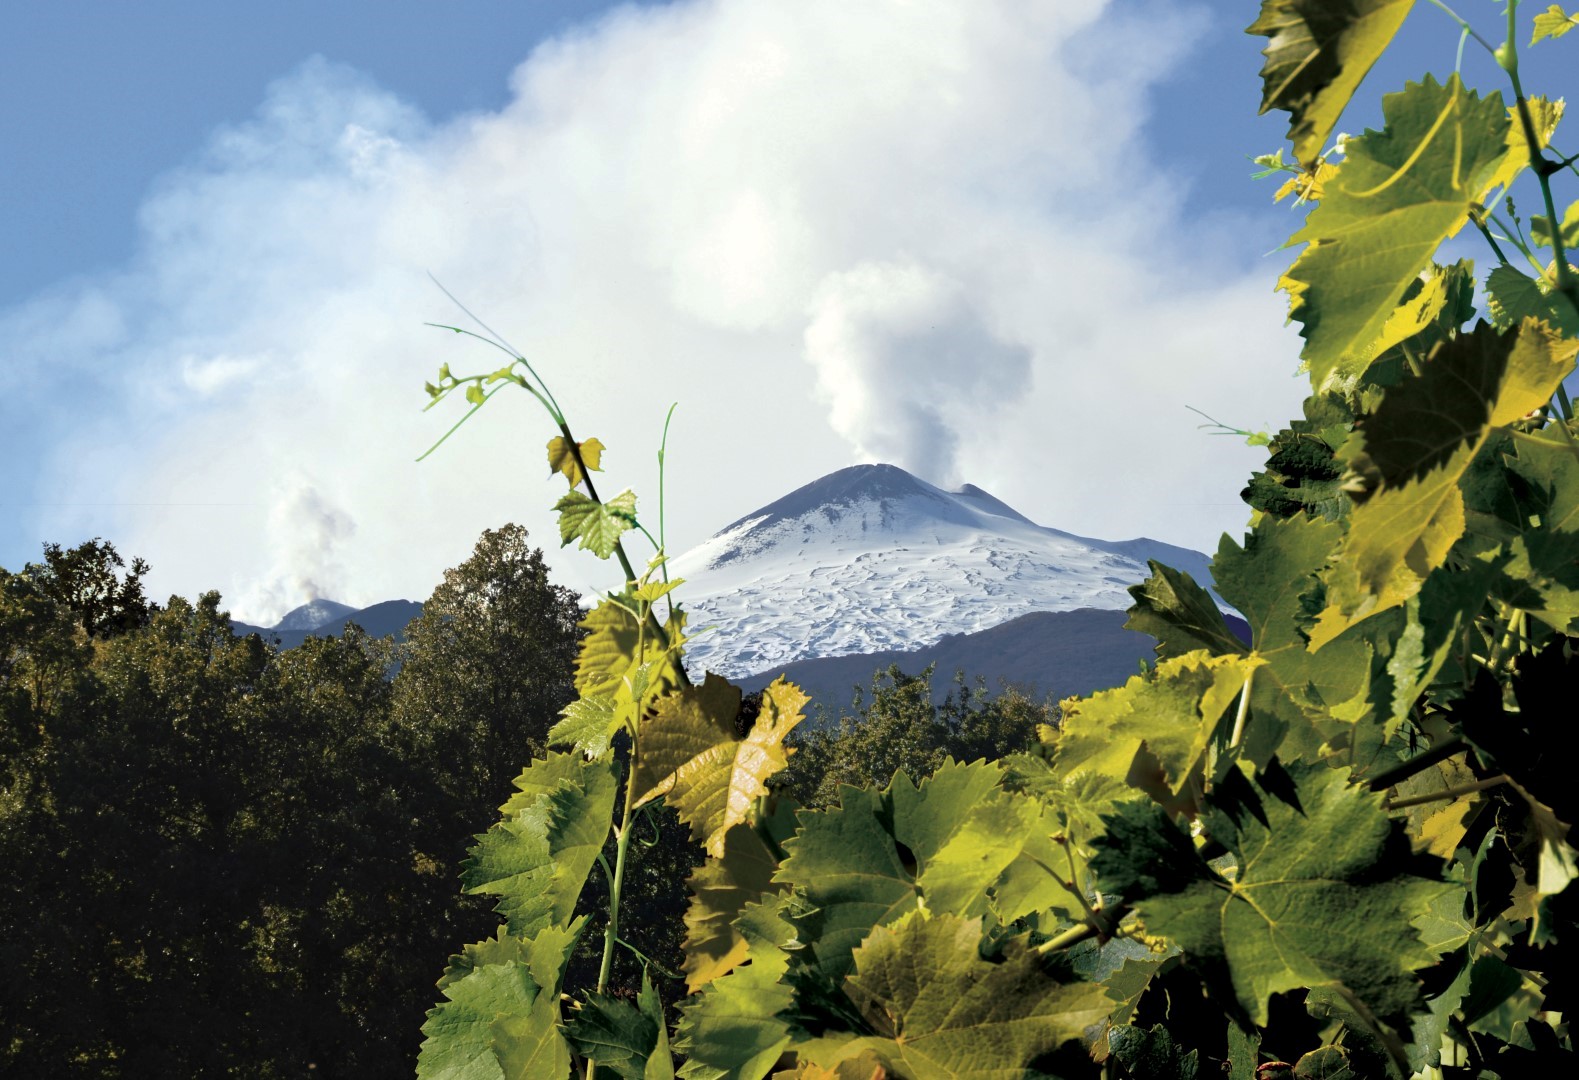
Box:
[564, 993, 659, 1080]
[1246, 0, 1416, 167]
[1124, 560, 1247, 660]
[1091, 763, 1454, 1025]
[832, 913, 1112, 1078]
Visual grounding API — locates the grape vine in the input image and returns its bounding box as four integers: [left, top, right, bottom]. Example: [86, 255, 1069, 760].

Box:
[413, 3, 1579, 1076]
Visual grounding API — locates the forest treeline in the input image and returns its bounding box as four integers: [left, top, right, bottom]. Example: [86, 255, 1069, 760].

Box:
[0, 526, 1054, 1077]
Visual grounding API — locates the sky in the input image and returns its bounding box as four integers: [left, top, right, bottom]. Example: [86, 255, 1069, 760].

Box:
[4, 0, 1575, 624]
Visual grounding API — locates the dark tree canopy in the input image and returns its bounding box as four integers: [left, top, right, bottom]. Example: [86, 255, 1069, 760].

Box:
[0, 528, 584, 1077]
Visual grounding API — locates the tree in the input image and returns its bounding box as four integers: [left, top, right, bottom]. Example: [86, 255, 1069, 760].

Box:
[38, 537, 155, 638]
[776, 664, 1054, 808]
[392, 524, 583, 809]
[0, 527, 588, 1076]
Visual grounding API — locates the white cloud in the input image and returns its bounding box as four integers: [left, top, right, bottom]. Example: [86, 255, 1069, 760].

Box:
[10, 0, 1306, 624]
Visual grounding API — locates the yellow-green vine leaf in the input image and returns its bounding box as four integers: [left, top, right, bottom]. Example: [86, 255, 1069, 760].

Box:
[1053, 651, 1266, 800]
[573, 597, 687, 702]
[1123, 560, 1248, 660]
[777, 761, 1108, 987]
[1532, 4, 1579, 44]
[1311, 320, 1579, 644]
[1283, 75, 1512, 390]
[634, 675, 808, 856]
[417, 961, 541, 1080]
[548, 694, 621, 758]
[1091, 763, 1455, 1026]
[1246, 0, 1416, 168]
[680, 800, 799, 992]
[1477, 97, 1563, 204]
[1532, 199, 1579, 249]
[823, 913, 1113, 1077]
[555, 488, 638, 559]
[546, 434, 605, 489]
[437, 921, 586, 1001]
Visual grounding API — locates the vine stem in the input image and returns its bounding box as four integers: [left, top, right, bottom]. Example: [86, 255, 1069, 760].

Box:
[1500, 0, 1578, 303]
[1035, 905, 1125, 954]
[1365, 736, 1469, 791]
[587, 707, 646, 1080]
[1384, 775, 1508, 810]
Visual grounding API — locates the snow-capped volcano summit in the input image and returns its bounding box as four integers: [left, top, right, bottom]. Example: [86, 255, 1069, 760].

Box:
[668, 464, 1218, 679]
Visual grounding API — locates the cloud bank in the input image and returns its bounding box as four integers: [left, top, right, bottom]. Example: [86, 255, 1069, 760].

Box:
[6, 0, 1305, 623]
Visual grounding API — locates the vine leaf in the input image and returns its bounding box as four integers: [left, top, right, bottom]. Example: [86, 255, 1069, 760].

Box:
[491, 991, 574, 1080]
[1312, 320, 1579, 643]
[1532, 5, 1579, 45]
[1091, 763, 1455, 1026]
[1211, 514, 1370, 762]
[776, 762, 1087, 984]
[1124, 560, 1247, 660]
[573, 597, 688, 707]
[1486, 265, 1579, 335]
[1246, 0, 1416, 168]
[674, 948, 795, 1080]
[417, 961, 541, 1080]
[1053, 651, 1266, 798]
[564, 993, 660, 1080]
[462, 752, 618, 938]
[1107, 1024, 1201, 1080]
[634, 675, 809, 856]
[1532, 199, 1579, 249]
[681, 800, 799, 991]
[827, 913, 1112, 1077]
[1282, 75, 1511, 390]
[1477, 97, 1563, 204]
[555, 489, 638, 558]
[549, 694, 621, 758]
[547, 434, 605, 489]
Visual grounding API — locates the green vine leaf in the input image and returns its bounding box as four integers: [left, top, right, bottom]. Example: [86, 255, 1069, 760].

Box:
[776, 761, 1087, 984]
[634, 675, 809, 856]
[555, 488, 638, 558]
[417, 961, 542, 1080]
[462, 751, 618, 938]
[823, 913, 1112, 1077]
[1486, 265, 1579, 335]
[1282, 75, 1511, 390]
[491, 991, 574, 1080]
[673, 954, 794, 1080]
[1211, 514, 1372, 763]
[1242, 393, 1355, 522]
[564, 992, 661, 1080]
[1531, 199, 1579, 250]
[1091, 763, 1455, 1026]
[1107, 1024, 1201, 1080]
[1477, 97, 1563, 206]
[1124, 560, 1247, 660]
[1246, 0, 1416, 168]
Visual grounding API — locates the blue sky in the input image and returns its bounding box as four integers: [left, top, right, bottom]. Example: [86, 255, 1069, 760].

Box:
[3, 1, 1573, 621]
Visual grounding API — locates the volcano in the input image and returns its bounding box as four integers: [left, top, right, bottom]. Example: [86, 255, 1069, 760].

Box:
[667, 463, 1220, 680]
